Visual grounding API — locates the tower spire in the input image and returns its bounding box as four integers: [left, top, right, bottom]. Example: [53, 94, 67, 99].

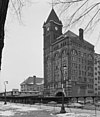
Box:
[52, 0, 54, 9]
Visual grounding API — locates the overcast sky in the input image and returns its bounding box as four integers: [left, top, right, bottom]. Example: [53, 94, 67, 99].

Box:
[0, 0, 100, 92]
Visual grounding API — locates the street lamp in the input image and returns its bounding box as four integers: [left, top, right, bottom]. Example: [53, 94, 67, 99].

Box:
[4, 81, 8, 105]
[60, 65, 67, 113]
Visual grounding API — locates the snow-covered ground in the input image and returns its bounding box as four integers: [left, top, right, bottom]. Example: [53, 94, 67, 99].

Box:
[0, 102, 39, 116]
[0, 101, 99, 117]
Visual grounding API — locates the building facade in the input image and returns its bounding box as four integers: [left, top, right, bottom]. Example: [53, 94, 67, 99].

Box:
[20, 76, 44, 94]
[94, 53, 100, 96]
[43, 9, 94, 97]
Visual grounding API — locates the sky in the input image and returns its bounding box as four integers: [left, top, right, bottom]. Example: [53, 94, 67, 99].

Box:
[0, 0, 52, 91]
[0, 0, 100, 92]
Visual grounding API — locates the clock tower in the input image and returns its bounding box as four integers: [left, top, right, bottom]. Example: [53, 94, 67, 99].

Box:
[43, 8, 63, 49]
[43, 8, 63, 96]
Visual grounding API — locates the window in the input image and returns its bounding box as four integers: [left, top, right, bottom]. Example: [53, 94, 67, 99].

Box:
[95, 72, 97, 75]
[79, 58, 81, 63]
[79, 51, 81, 56]
[98, 86, 100, 90]
[98, 76, 100, 80]
[98, 66, 100, 69]
[84, 77, 87, 82]
[95, 78, 97, 80]
[95, 88, 97, 90]
[71, 49, 77, 55]
[79, 64, 81, 69]
[95, 93, 97, 95]
[95, 67, 97, 70]
[98, 71, 100, 75]
[79, 70, 81, 75]
[71, 56, 76, 61]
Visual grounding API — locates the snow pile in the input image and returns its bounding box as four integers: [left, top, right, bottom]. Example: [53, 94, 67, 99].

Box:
[57, 113, 75, 117]
[57, 113, 94, 117]
[0, 110, 14, 116]
[17, 106, 39, 111]
[0, 102, 39, 116]
[8, 104, 39, 111]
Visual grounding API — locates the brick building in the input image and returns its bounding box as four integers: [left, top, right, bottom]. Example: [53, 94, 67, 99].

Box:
[94, 53, 100, 95]
[43, 9, 94, 97]
[20, 76, 44, 93]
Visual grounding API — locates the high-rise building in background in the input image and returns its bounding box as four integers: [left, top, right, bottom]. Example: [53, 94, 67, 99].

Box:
[94, 53, 100, 96]
[43, 8, 94, 97]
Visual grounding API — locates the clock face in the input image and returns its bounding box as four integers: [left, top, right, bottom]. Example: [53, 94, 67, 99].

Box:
[55, 26, 58, 31]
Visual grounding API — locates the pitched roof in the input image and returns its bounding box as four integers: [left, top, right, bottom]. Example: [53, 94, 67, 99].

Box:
[46, 9, 62, 24]
[56, 30, 94, 47]
[20, 76, 44, 85]
[66, 30, 94, 47]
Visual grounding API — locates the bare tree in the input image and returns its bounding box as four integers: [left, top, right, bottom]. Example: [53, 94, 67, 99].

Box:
[0, 0, 32, 69]
[54, 0, 100, 32]
[9, 0, 33, 20]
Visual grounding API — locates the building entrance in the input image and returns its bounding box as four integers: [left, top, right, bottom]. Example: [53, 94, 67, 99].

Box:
[56, 92, 64, 97]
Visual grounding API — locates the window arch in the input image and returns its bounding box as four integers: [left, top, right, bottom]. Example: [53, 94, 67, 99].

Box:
[54, 52, 60, 60]
[61, 49, 67, 57]
[71, 49, 77, 55]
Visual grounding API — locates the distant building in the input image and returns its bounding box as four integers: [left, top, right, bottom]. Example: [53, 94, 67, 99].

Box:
[94, 53, 100, 95]
[19, 91, 42, 97]
[43, 8, 94, 97]
[0, 90, 42, 97]
[0, 89, 19, 97]
[20, 76, 44, 93]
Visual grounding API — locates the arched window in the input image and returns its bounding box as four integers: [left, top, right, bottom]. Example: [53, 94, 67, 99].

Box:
[71, 49, 77, 62]
[71, 49, 77, 55]
[61, 49, 67, 57]
[88, 54, 93, 60]
[54, 52, 59, 60]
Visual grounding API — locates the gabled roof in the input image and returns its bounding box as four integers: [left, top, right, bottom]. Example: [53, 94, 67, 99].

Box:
[20, 76, 44, 85]
[64, 30, 78, 38]
[46, 9, 62, 24]
[57, 30, 78, 40]
[55, 30, 94, 47]
[65, 30, 94, 47]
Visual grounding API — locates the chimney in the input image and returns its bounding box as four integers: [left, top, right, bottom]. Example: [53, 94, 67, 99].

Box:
[79, 28, 84, 40]
[33, 76, 36, 84]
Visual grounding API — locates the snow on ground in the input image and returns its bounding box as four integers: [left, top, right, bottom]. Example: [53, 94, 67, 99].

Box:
[56, 113, 95, 117]
[0, 102, 40, 116]
[0, 110, 14, 116]
[0, 101, 99, 117]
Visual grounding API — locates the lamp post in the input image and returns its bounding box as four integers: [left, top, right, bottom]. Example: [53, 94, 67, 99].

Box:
[60, 65, 66, 113]
[4, 81, 8, 105]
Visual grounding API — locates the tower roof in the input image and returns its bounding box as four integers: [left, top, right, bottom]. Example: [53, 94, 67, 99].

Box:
[46, 9, 62, 24]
